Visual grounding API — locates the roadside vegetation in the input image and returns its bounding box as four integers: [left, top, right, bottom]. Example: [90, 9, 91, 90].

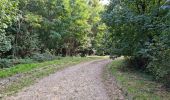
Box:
[0, 0, 106, 69]
[0, 56, 102, 78]
[108, 58, 170, 100]
[102, 0, 170, 88]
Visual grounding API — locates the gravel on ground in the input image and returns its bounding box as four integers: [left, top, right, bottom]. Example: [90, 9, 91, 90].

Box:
[4, 59, 124, 100]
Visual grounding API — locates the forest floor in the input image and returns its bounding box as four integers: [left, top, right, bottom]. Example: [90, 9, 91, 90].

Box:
[3, 59, 124, 100]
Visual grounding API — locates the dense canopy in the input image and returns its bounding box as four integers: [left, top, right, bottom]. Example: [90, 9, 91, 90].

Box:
[102, 0, 170, 87]
[0, 0, 105, 58]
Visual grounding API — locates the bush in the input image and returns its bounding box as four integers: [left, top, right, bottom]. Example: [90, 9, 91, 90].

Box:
[147, 49, 170, 88]
[0, 58, 34, 68]
[0, 59, 13, 68]
[31, 52, 59, 62]
[124, 49, 170, 88]
[13, 59, 35, 65]
[128, 56, 150, 70]
[0, 51, 61, 69]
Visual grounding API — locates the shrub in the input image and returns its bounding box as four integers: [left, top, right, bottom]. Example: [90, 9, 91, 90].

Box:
[0, 58, 34, 68]
[147, 49, 170, 88]
[0, 59, 13, 68]
[13, 59, 35, 65]
[31, 52, 58, 62]
[123, 56, 150, 70]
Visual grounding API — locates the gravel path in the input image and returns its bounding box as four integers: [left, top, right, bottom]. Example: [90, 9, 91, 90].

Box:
[4, 59, 122, 100]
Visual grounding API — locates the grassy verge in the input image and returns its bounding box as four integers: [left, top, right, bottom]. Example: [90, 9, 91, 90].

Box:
[0, 56, 104, 78]
[0, 56, 105, 98]
[108, 58, 170, 100]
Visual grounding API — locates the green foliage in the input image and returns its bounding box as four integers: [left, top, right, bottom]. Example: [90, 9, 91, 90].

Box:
[31, 52, 59, 62]
[0, 59, 13, 68]
[88, 0, 106, 55]
[1, 0, 104, 58]
[147, 46, 170, 87]
[103, 0, 170, 87]
[0, 31, 11, 52]
[0, 0, 106, 77]
[0, 0, 105, 61]
[0, 0, 18, 53]
[0, 58, 34, 68]
[0, 56, 102, 78]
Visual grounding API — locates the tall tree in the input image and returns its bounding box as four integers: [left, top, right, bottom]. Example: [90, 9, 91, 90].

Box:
[102, 0, 170, 86]
[0, 0, 17, 55]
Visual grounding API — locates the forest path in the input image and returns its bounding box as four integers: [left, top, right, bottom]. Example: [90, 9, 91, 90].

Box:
[4, 59, 123, 100]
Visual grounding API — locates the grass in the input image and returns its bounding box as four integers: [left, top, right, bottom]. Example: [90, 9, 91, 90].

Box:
[0, 56, 105, 98]
[0, 56, 104, 78]
[108, 58, 170, 100]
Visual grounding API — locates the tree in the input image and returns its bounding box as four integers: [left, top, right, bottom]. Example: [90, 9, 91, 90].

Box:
[102, 0, 170, 86]
[0, 0, 106, 58]
[0, 0, 17, 54]
[87, 0, 106, 55]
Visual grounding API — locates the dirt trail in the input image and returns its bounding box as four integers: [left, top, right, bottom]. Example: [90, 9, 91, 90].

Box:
[4, 59, 123, 100]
